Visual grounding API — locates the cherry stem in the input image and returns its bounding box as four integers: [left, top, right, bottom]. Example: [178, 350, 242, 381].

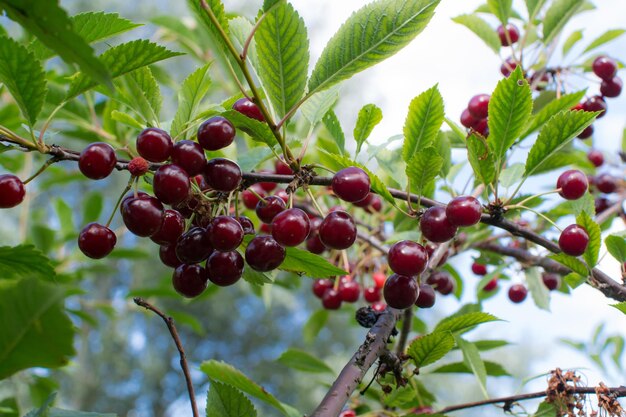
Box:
[513, 205, 562, 232]
[395, 307, 413, 355]
[107, 178, 134, 228]
[23, 156, 60, 185]
[247, 186, 267, 203]
[306, 187, 326, 216]
[505, 189, 560, 208]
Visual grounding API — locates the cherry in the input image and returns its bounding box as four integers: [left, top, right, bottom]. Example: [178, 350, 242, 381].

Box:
[236, 216, 256, 235]
[232, 98, 264, 121]
[274, 158, 294, 175]
[425, 243, 449, 267]
[258, 170, 277, 192]
[467, 94, 490, 119]
[366, 195, 383, 213]
[259, 223, 272, 234]
[372, 272, 386, 288]
[600, 77, 622, 98]
[245, 235, 285, 271]
[420, 206, 457, 243]
[205, 158, 242, 192]
[587, 150, 604, 167]
[558, 224, 589, 256]
[339, 280, 360, 302]
[363, 286, 381, 303]
[322, 288, 342, 310]
[595, 174, 617, 194]
[592, 56, 617, 81]
[595, 197, 611, 214]
[339, 411, 356, 417]
[582, 96, 607, 118]
[319, 211, 357, 250]
[159, 244, 183, 268]
[128, 157, 149, 177]
[171, 140, 207, 176]
[275, 189, 290, 204]
[471, 262, 487, 276]
[557, 170, 588, 200]
[172, 264, 208, 298]
[497, 24, 520, 46]
[78, 142, 117, 180]
[446, 196, 482, 227]
[542, 272, 561, 291]
[426, 271, 455, 295]
[306, 234, 326, 254]
[353, 192, 375, 208]
[206, 251, 244, 286]
[530, 72, 550, 91]
[153, 164, 190, 205]
[209, 216, 244, 251]
[577, 125, 593, 139]
[313, 279, 334, 298]
[151, 209, 186, 245]
[483, 278, 498, 292]
[500, 57, 518, 77]
[415, 284, 436, 308]
[175, 227, 213, 264]
[0, 174, 25, 208]
[271, 208, 310, 247]
[197, 116, 236, 151]
[255, 195, 286, 223]
[332, 167, 371, 203]
[78, 223, 116, 259]
[371, 301, 387, 312]
[383, 274, 419, 309]
[136, 128, 173, 162]
[192, 174, 210, 191]
[474, 118, 489, 137]
[388, 240, 428, 276]
[242, 185, 267, 210]
[121, 195, 164, 237]
[460, 108, 479, 129]
[508, 284, 527, 303]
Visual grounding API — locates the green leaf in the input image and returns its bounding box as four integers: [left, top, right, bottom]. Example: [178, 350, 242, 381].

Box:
[467, 133, 496, 186]
[605, 234, 626, 263]
[354, 104, 383, 155]
[281, 246, 347, 277]
[576, 211, 601, 267]
[569, 192, 596, 218]
[242, 264, 273, 286]
[307, 0, 440, 95]
[525, 267, 550, 311]
[405, 147, 443, 196]
[222, 110, 278, 148]
[402, 85, 445, 162]
[1, 0, 111, 88]
[434, 312, 500, 334]
[117, 67, 162, 126]
[431, 360, 510, 377]
[171, 64, 212, 139]
[110, 110, 144, 130]
[487, 67, 533, 173]
[276, 348, 334, 374]
[563, 272, 587, 289]
[487, 0, 512, 25]
[263, 0, 282, 12]
[533, 401, 557, 417]
[549, 253, 588, 276]
[54, 198, 74, 238]
[167, 310, 205, 335]
[406, 331, 455, 367]
[206, 381, 257, 417]
[303, 309, 328, 344]
[456, 337, 488, 397]
[0, 245, 56, 281]
[471, 340, 510, 351]
[229, 17, 261, 77]
[82, 192, 103, 223]
[562, 30, 583, 56]
[499, 163, 524, 189]
[187, 0, 230, 53]
[48, 408, 117, 417]
[610, 303, 626, 315]
[451, 14, 501, 54]
[542, 0, 584, 46]
[301, 85, 340, 127]
[68, 40, 183, 98]
[524, 110, 597, 177]
[256, 1, 309, 118]
[521, 91, 586, 139]
[525, 0, 548, 18]
[322, 110, 346, 155]
[583, 29, 626, 53]
[0, 36, 47, 125]
[0, 278, 75, 379]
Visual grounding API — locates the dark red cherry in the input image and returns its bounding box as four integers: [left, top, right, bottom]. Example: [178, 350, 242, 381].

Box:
[508, 284, 527, 303]
[306, 235, 326, 254]
[197, 116, 236, 151]
[232, 97, 264, 121]
[592, 56, 617, 81]
[557, 170, 588, 200]
[136, 128, 173, 162]
[153, 164, 190, 205]
[151, 209, 186, 244]
[387, 240, 428, 276]
[258, 169, 277, 192]
[353, 192, 375, 208]
[275, 189, 290, 203]
[271, 208, 310, 247]
[497, 24, 520, 46]
[339, 280, 360, 303]
[364, 286, 381, 303]
[245, 235, 286, 271]
[446, 196, 482, 227]
[558, 224, 589, 256]
[460, 108, 479, 129]
[319, 211, 357, 250]
[313, 279, 333, 298]
[596, 174, 617, 194]
[205, 158, 242, 192]
[471, 262, 487, 276]
[255, 195, 286, 224]
[426, 271, 455, 295]
[474, 118, 489, 136]
[0, 174, 25, 208]
[415, 284, 436, 308]
[500, 57, 518, 77]
[366, 195, 382, 213]
[78, 142, 117, 180]
[595, 197, 611, 214]
[483, 278, 498, 292]
[332, 167, 371, 203]
[468, 94, 490, 119]
[159, 244, 183, 268]
[175, 227, 213, 264]
[206, 251, 244, 286]
[582, 96, 607, 118]
[192, 174, 210, 191]
[322, 288, 342, 310]
[420, 206, 457, 243]
[383, 274, 419, 309]
[587, 150, 604, 167]
[600, 77, 622, 98]
[542, 272, 561, 291]
[121, 195, 164, 237]
[274, 158, 294, 175]
[577, 124, 594, 139]
[171, 140, 206, 176]
[242, 185, 267, 210]
[172, 264, 207, 298]
[209, 216, 244, 251]
[78, 223, 116, 259]
[236, 216, 255, 235]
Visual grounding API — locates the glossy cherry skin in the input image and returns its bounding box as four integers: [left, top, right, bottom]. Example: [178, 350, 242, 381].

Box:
[306, 220, 326, 254]
[582, 96, 607, 118]
[471, 262, 487, 276]
[209, 216, 244, 251]
[242, 185, 267, 210]
[206, 250, 244, 286]
[322, 288, 342, 310]
[175, 227, 213, 264]
[159, 244, 183, 268]
[312, 279, 334, 298]
[236, 216, 255, 235]
[255, 195, 286, 224]
[171, 140, 207, 176]
[483, 278, 498, 292]
[558, 224, 589, 256]
[205, 158, 242, 192]
[557, 170, 588, 200]
[474, 118, 489, 137]
[468, 94, 490, 119]
[372, 272, 386, 289]
[257, 169, 277, 192]
[121, 195, 164, 237]
[415, 284, 436, 308]
[426, 271, 455, 295]
[136, 128, 173, 162]
[78, 223, 116, 259]
[151, 209, 186, 245]
[364, 286, 381, 303]
[577, 125, 593, 139]
[387, 240, 428, 277]
[383, 274, 419, 309]
[339, 410, 356, 417]
[587, 150, 604, 167]
[420, 206, 457, 243]
[542, 272, 561, 291]
[592, 56, 618, 81]
[0, 174, 25, 208]
[78, 142, 117, 180]
[172, 264, 208, 298]
[339, 280, 360, 303]
[497, 24, 520, 46]
[271, 208, 310, 247]
[460, 108, 479, 129]
[153, 164, 190, 205]
[232, 98, 264, 121]
[197, 116, 236, 151]
[508, 284, 528, 303]
[595, 174, 617, 194]
[319, 211, 357, 250]
[245, 235, 286, 271]
[332, 167, 371, 203]
[446, 196, 482, 227]
[600, 77, 622, 98]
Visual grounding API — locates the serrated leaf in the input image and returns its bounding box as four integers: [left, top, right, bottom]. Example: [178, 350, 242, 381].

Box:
[576, 211, 601, 267]
[0, 245, 56, 281]
[242, 263, 273, 286]
[110, 110, 144, 130]
[407, 331, 455, 367]
[451, 14, 501, 54]
[457, 337, 488, 397]
[583, 29, 626, 53]
[307, 0, 440, 95]
[487, 0, 512, 25]
[303, 309, 328, 344]
[187, 0, 230, 54]
[171, 64, 212, 139]
[402, 85, 445, 162]
[524, 110, 597, 176]
[435, 312, 500, 334]
[322, 110, 346, 155]
[611, 303, 626, 315]
[68, 40, 183, 98]
[467, 133, 496, 185]
[276, 348, 333, 374]
[263, 0, 282, 12]
[569, 192, 595, 218]
[0, 36, 47, 125]
[82, 192, 103, 223]
[542, 0, 584, 46]
[534, 401, 557, 417]
[222, 109, 277, 148]
[117, 67, 162, 126]
[432, 360, 510, 376]
[206, 381, 257, 417]
[281, 246, 347, 277]
[405, 148, 443, 196]
[549, 253, 588, 276]
[562, 30, 583, 56]
[301, 84, 340, 127]
[605, 235, 626, 263]
[521, 91, 586, 139]
[229, 17, 261, 78]
[435, 130, 451, 176]
[354, 104, 382, 155]
[526, 267, 550, 311]
[256, 1, 309, 118]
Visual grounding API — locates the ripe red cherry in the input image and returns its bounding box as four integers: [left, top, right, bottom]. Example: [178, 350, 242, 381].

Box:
[508, 284, 527, 303]
[592, 56, 617, 81]
[363, 286, 381, 303]
[582, 96, 607, 118]
[319, 211, 357, 250]
[497, 24, 520, 46]
[171, 140, 206, 176]
[78, 142, 117, 180]
[372, 272, 386, 288]
[460, 108, 479, 129]
[128, 157, 149, 177]
[209, 216, 244, 251]
[595, 197, 611, 214]
[388, 240, 428, 276]
[275, 189, 290, 203]
[257, 169, 277, 192]
[313, 279, 333, 298]
[78, 223, 116, 259]
[236, 216, 255, 235]
[415, 284, 436, 308]
[420, 206, 457, 243]
[245, 235, 286, 271]
[446, 196, 482, 227]
[151, 209, 186, 244]
[483, 278, 498, 292]
[557, 170, 588, 200]
[136, 128, 173, 162]
[353, 192, 375, 208]
[383, 274, 419, 309]
[172, 264, 207, 298]
[205, 158, 242, 192]
[426, 271, 455, 295]
[121, 195, 164, 237]
[322, 288, 342, 310]
[587, 150, 604, 167]
[471, 262, 487, 276]
[192, 174, 210, 191]
[242, 185, 267, 210]
[595, 174, 617, 194]
[271, 208, 310, 247]
[600, 77, 623, 98]
[175, 227, 213, 264]
[255, 195, 286, 223]
[0, 174, 25, 208]
[153, 164, 190, 205]
[577, 125, 593, 139]
[232, 98, 264, 121]
[274, 158, 293, 175]
[371, 301, 387, 312]
[468, 94, 490, 119]
[339, 411, 356, 417]
[206, 251, 244, 286]
[474, 118, 489, 136]
[197, 116, 236, 151]
[306, 234, 326, 254]
[558, 224, 589, 256]
[339, 280, 360, 302]
[542, 272, 561, 291]
[332, 167, 371, 203]
[159, 244, 183, 268]
[500, 57, 518, 77]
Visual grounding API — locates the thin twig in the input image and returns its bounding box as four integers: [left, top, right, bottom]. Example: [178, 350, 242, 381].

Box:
[395, 307, 413, 356]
